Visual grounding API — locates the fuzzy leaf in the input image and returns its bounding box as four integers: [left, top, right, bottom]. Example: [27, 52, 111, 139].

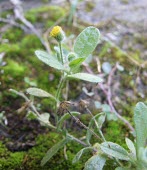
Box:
[26, 88, 56, 101]
[86, 113, 106, 145]
[74, 26, 100, 58]
[134, 102, 147, 159]
[41, 136, 72, 166]
[72, 147, 93, 164]
[69, 57, 85, 72]
[115, 167, 131, 170]
[100, 142, 129, 160]
[39, 113, 50, 123]
[84, 155, 106, 170]
[125, 138, 136, 157]
[35, 50, 65, 70]
[68, 73, 103, 83]
[57, 112, 80, 129]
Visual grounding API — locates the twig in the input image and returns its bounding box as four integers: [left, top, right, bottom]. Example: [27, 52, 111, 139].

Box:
[82, 61, 134, 132]
[67, 109, 102, 141]
[9, 0, 48, 51]
[99, 63, 134, 132]
[0, 17, 28, 32]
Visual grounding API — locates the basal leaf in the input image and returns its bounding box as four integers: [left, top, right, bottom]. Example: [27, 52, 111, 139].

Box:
[74, 26, 100, 58]
[86, 113, 106, 145]
[41, 137, 72, 166]
[134, 102, 147, 159]
[100, 142, 129, 160]
[125, 138, 136, 157]
[35, 50, 65, 70]
[84, 155, 106, 170]
[68, 73, 103, 83]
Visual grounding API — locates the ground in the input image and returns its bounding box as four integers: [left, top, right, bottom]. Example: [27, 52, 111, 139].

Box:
[0, 0, 146, 169]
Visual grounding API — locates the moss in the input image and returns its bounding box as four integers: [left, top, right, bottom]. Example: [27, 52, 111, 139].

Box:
[20, 35, 43, 56]
[0, 43, 20, 55]
[25, 5, 66, 24]
[3, 59, 26, 78]
[2, 28, 23, 43]
[0, 142, 25, 170]
[22, 132, 86, 170]
[104, 121, 127, 148]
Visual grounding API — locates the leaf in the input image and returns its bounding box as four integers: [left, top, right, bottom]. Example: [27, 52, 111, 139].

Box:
[115, 167, 131, 170]
[69, 57, 85, 72]
[72, 147, 93, 164]
[68, 73, 103, 83]
[134, 102, 147, 159]
[41, 136, 72, 166]
[84, 155, 106, 170]
[74, 26, 100, 58]
[100, 142, 129, 160]
[86, 113, 106, 145]
[57, 112, 80, 129]
[35, 50, 65, 70]
[39, 113, 50, 123]
[125, 138, 136, 157]
[26, 88, 56, 101]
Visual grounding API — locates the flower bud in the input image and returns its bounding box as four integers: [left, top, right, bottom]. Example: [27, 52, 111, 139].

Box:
[67, 52, 77, 62]
[50, 26, 65, 42]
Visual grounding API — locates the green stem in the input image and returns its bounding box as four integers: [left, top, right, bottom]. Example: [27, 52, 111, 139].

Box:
[59, 42, 64, 65]
[55, 75, 66, 102]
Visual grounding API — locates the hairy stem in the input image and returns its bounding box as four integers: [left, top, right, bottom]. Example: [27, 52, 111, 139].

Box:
[59, 42, 64, 65]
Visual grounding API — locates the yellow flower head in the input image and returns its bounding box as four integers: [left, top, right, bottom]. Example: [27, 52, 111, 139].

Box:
[50, 26, 64, 42]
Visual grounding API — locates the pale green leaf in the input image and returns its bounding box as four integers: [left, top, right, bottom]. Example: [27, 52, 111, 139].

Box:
[57, 112, 80, 129]
[68, 73, 103, 83]
[100, 142, 129, 160]
[41, 137, 72, 166]
[86, 113, 106, 145]
[26, 88, 56, 101]
[72, 147, 93, 164]
[134, 102, 147, 159]
[39, 113, 50, 123]
[74, 26, 100, 58]
[125, 138, 136, 157]
[69, 57, 85, 72]
[115, 167, 131, 170]
[84, 155, 106, 170]
[35, 50, 65, 70]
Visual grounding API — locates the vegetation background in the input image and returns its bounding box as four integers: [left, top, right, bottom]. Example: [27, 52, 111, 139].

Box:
[0, 0, 146, 169]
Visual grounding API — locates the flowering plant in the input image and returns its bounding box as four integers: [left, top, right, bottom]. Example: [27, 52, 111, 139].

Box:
[11, 26, 147, 170]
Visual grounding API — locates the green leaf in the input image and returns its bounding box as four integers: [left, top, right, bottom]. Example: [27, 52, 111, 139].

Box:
[74, 26, 100, 58]
[39, 113, 50, 123]
[41, 136, 72, 166]
[134, 102, 147, 159]
[125, 138, 136, 157]
[26, 88, 57, 101]
[84, 155, 106, 170]
[72, 147, 93, 164]
[69, 57, 85, 72]
[68, 73, 103, 83]
[115, 167, 131, 170]
[35, 50, 65, 70]
[86, 113, 106, 145]
[100, 142, 129, 160]
[57, 112, 80, 129]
